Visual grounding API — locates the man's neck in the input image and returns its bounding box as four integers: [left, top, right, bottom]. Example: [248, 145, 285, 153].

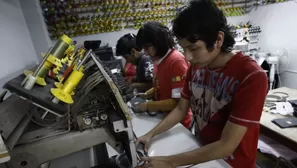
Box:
[134, 52, 143, 64]
[135, 52, 143, 58]
[156, 49, 172, 64]
[207, 51, 236, 69]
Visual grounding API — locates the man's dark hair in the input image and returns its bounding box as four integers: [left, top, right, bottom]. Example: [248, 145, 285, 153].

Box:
[136, 21, 175, 58]
[172, 0, 235, 53]
[116, 33, 141, 58]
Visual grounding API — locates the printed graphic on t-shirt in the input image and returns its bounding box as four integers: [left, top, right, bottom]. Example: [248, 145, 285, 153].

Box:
[190, 69, 240, 133]
[144, 62, 154, 79]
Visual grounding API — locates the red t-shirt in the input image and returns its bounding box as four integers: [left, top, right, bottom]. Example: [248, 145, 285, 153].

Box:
[124, 62, 136, 80]
[154, 49, 193, 128]
[181, 52, 268, 168]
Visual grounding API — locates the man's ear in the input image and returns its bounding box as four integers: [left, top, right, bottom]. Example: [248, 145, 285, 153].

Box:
[130, 48, 136, 57]
[216, 31, 225, 48]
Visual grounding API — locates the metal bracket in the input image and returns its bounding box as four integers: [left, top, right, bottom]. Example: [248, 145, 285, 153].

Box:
[113, 120, 138, 167]
[6, 127, 122, 168]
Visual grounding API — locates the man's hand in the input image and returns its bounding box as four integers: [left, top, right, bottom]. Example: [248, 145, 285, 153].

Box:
[130, 83, 137, 89]
[136, 92, 148, 99]
[125, 77, 133, 85]
[159, 121, 248, 167]
[137, 156, 175, 168]
[136, 132, 154, 152]
[134, 103, 147, 113]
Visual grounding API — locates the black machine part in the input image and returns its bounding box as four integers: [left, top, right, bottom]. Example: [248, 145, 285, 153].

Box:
[0, 95, 26, 140]
[84, 40, 102, 51]
[93, 46, 114, 61]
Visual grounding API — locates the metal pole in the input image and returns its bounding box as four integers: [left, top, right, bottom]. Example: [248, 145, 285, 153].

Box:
[76, 49, 93, 71]
[33, 47, 53, 77]
[41, 98, 59, 119]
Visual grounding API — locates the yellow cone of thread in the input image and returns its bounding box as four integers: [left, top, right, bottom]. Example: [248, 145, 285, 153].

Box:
[24, 70, 47, 86]
[51, 70, 83, 104]
[23, 34, 72, 86]
[23, 57, 54, 86]
[54, 82, 75, 95]
[54, 82, 64, 89]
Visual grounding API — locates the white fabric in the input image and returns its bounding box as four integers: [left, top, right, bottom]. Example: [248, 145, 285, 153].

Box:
[269, 102, 294, 115]
[111, 68, 121, 74]
[171, 88, 182, 98]
[156, 49, 171, 65]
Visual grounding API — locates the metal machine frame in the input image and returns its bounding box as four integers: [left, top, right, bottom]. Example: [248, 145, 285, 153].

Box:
[0, 53, 138, 168]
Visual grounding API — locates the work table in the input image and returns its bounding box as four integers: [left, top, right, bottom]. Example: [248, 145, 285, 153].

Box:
[131, 113, 231, 168]
[260, 87, 297, 151]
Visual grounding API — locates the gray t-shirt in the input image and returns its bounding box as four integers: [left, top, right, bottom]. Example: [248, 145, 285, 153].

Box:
[136, 54, 154, 83]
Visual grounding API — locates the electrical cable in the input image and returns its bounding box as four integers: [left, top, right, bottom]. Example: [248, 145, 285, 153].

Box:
[76, 71, 104, 95]
[72, 72, 106, 118]
[23, 92, 73, 128]
[84, 60, 95, 71]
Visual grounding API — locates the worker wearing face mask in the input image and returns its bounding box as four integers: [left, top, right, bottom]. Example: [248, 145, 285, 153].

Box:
[116, 33, 154, 92]
[135, 21, 193, 129]
[136, 1, 268, 168]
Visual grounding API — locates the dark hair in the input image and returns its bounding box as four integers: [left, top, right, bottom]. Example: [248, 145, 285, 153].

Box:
[136, 21, 175, 58]
[172, 0, 235, 53]
[116, 33, 141, 58]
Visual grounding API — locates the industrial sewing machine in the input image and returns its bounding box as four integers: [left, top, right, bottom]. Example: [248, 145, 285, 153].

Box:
[0, 35, 142, 168]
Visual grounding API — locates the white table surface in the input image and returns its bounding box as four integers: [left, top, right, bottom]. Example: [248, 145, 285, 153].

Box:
[131, 113, 231, 168]
[260, 87, 297, 143]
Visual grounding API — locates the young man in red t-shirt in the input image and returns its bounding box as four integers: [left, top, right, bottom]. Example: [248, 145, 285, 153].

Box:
[134, 21, 192, 129]
[136, 1, 268, 168]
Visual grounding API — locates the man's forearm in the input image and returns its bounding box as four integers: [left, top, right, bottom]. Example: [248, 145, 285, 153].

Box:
[145, 87, 155, 99]
[168, 140, 232, 167]
[149, 104, 187, 137]
[132, 82, 152, 91]
[131, 76, 137, 82]
[146, 99, 177, 112]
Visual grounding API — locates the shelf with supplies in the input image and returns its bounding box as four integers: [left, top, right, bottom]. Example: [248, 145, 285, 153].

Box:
[40, 0, 186, 40]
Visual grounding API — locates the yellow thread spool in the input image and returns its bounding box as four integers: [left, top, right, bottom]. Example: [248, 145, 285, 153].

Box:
[54, 82, 75, 96]
[24, 35, 72, 86]
[51, 70, 83, 104]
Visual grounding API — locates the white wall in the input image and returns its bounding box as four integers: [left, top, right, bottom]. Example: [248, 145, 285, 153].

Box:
[248, 1, 297, 89]
[227, 15, 250, 25]
[0, 0, 37, 86]
[227, 2, 297, 89]
[20, 0, 52, 62]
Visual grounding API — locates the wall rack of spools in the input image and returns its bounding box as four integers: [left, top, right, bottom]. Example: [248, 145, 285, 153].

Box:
[40, 0, 186, 39]
[40, 0, 291, 39]
[215, 0, 291, 17]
